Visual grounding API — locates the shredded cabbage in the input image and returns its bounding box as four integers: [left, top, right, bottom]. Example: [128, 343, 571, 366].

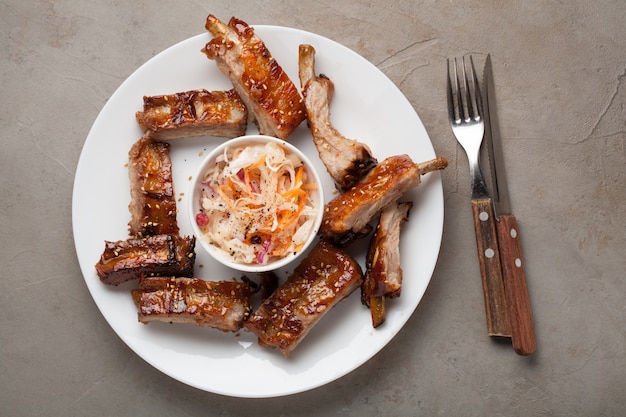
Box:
[197, 142, 318, 265]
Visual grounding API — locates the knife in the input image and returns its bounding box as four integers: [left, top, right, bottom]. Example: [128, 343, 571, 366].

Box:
[482, 54, 536, 355]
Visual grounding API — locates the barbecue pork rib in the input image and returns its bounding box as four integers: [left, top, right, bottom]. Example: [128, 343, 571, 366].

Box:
[135, 89, 247, 140]
[244, 239, 363, 356]
[131, 276, 252, 332]
[202, 15, 306, 139]
[128, 135, 179, 237]
[298, 44, 377, 190]
[320, 155, 447, 238]
[95, 234, 196, 286]
[362, 201, 413, 328]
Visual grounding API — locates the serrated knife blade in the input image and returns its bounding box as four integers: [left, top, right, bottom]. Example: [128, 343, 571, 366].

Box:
[482, 54, 536, 355]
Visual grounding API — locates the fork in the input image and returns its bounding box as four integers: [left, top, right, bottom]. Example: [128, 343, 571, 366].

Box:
[447, 56, 511, 337]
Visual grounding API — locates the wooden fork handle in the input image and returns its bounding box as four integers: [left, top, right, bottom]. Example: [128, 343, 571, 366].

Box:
[471, 198, 511, 337]
[496, 214, 536, 355]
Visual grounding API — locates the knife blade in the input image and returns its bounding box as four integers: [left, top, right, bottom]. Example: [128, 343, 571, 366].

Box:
[482, 54, 536, 355]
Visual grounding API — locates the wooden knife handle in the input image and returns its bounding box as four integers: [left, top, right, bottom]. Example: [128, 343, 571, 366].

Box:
[471, 198, 511, 337]
[497, 214, 536, 355]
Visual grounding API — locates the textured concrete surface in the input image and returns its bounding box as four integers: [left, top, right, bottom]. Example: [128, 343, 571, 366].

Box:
[1, 1, 624, 416]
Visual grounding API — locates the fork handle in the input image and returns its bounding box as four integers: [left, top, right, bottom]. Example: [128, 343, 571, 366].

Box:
[496, 214, 536, 355]
[471, 198, 511, 337]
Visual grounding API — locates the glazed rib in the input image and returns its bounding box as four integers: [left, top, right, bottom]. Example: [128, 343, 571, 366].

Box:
[244, 239, 363, 356]
[94, 234, 196, 286]
[320, 155, 447, 237]
[362, 201, 412, 327]
[135, 89, 248, 140]
[128, 135, 179, 237]
[298, 44, 377, 190]
[131, 276, 252, 332]
[364, 201, 413, 299]
[202, 15, 306, 139]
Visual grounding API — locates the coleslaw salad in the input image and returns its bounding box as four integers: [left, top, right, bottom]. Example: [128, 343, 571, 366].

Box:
[195, 137, 322, 267]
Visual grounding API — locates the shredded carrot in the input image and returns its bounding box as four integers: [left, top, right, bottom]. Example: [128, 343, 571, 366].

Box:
[216, 185, 237, 211]
[294, 165, 304, 187]
[301, 182, 318, 191]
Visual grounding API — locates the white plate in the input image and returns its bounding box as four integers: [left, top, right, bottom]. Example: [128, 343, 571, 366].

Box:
[72, 25, 443, 398]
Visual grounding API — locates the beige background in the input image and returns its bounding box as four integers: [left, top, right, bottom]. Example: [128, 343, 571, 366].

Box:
[1, 1, 624, 416]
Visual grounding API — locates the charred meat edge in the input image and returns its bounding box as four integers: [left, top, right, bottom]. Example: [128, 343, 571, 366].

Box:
[95, 234, 196, 286]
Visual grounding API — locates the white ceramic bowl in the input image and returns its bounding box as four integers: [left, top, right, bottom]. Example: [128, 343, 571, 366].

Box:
[188, 135, 324, 273]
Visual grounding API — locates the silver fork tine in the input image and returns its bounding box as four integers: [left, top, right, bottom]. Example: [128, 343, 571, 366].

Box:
[467, 55, 482, 121]
[460, 57, 471, 121]
[449, 57, 464, 122]
[457, 57, 468, 121]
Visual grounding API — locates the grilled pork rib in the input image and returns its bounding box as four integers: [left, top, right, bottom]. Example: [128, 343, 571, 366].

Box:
[298, 44, 377, 190]
[135, 89, 247, 140]
[362, 201, 413, 327]
[95, 234, 196, 286]
[202, 15, 306, 139]
[244, 239, 363, 356]
[131, 276, 252, 331]
[128, 135, 179, 237]
[320, 155, 447, 238]
[365, 201, 413, 298]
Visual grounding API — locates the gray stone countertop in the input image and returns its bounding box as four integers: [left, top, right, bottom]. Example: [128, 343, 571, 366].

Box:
[1, 1, 624, 416]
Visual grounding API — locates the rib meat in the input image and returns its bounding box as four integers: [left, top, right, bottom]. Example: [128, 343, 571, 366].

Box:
[362, 201, 412, 327]
[298, 44, 377, 190]
[135, 89, 247, 140]
[363, 201, 413, 299]
[128, 135, 179, 237]
[202, 15, 306, 139]
[95, 234, 196, 286]
[320, 155, 447, 238]
[131, 276, 252, 332]
[244, 239, 363, 356]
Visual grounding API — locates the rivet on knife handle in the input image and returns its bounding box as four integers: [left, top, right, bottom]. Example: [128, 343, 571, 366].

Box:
[471, 198, 511, 337]
[497, 215, 536, 355]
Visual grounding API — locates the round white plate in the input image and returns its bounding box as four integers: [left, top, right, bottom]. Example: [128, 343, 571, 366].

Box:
[72, 25, 443, 398]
